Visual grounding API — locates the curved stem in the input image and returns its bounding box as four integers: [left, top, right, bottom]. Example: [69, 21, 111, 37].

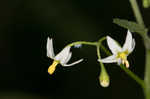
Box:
[97, 38, 110, 87]
[97, 37, 106, 59]
[67, 41, 97, 47]
[97, 45, 106, 74]
[100, 44, 112, 55]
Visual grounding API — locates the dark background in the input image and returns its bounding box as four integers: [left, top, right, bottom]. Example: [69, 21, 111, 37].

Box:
[0, 0, 150, 99]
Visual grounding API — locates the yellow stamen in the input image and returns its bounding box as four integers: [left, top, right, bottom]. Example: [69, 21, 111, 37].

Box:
[117, 51, 130, 68]
[122, 60, 125, 64]
[125, 60, 129, 68]
[48, 61, 59, 75]
[117, 52, 127, 60]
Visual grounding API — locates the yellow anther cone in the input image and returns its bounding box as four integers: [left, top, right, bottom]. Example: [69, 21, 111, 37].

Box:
[48, 61, 59, 75]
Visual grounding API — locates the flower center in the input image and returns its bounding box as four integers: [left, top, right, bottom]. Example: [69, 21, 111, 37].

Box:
[48, 60, 59, 75]
[118, 52, 127, 60]
[117, 51, 129, 68]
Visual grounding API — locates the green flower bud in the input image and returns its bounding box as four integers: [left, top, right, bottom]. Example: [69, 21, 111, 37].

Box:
[99, 66, 110, 87]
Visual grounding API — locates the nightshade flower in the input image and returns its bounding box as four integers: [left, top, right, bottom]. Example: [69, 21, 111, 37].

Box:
[47, 37, 83, 75]
[98, 30, 135, 68]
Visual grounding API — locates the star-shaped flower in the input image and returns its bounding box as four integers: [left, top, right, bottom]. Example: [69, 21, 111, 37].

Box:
[98, 30, 135, 68]
[47, 37, 83, 75]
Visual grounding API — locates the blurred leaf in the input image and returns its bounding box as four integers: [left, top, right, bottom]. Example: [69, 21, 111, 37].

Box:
[143, 0, 150, 8]
[113, 18, 148, 34]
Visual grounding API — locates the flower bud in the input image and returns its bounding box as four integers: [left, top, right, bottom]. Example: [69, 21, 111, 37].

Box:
[99, 67, 110, 87]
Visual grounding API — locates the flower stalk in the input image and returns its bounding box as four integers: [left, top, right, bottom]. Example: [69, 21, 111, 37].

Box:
[97, 37, 110, 87]
[120, 64, 146, 89]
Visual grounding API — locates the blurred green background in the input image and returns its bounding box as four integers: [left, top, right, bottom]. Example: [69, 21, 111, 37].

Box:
[0, 0, 150, 99]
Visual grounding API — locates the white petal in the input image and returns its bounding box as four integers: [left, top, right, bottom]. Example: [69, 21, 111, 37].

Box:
[55, 46, 71, 62]
[129, 38, 135, 53]
[123, 30, 133, 52]
[62, 59, 83, 67]
[47, 37, 55, 58]
[107, 36, 122, 54]
[98, 55, 117, 63]
[60, 52, 72, 65]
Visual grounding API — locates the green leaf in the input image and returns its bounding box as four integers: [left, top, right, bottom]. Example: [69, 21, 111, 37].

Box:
[113, 18, 148, 35]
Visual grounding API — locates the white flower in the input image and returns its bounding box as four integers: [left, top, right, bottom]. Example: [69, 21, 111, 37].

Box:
[47, 37, 83, 75]
[98, 30, 135, 68]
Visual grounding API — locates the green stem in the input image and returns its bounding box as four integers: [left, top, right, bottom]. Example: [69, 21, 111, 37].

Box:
[97, 44, 106, 73]
[97, 37, 107, 60]
[144, 49, 150, 99]
[130, 0, 150, 99]
[97, 39, 110, 87]
[97, 45, 107, 75]
[100, 44, 112, 55]
[67, 41, 97, 47]
[143, 34, 150, 50]
[129, 0, 145, 27]
[120, 64, 146, 90]
[129, 0, 150, 98]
